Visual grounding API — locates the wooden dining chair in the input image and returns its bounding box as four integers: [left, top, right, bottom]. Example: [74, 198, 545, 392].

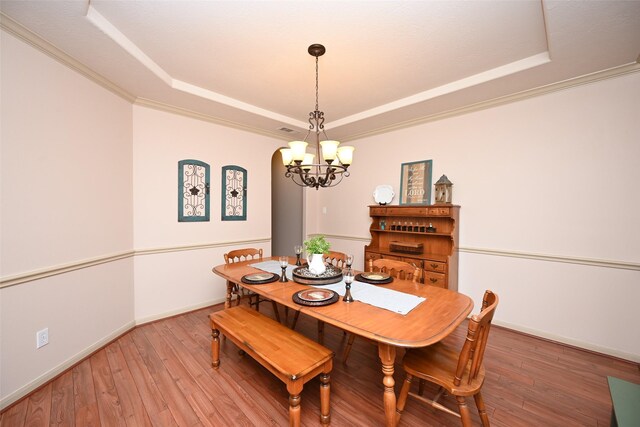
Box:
[324, 251, 348, 269]
[395, 290, 499, 427]
[223, 248, 280, 322]
[342, 258, 422, 363]
[290, 250, 350, 341]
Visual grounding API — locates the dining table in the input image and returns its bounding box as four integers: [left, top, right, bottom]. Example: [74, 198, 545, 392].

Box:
[212, 256, 473, 427]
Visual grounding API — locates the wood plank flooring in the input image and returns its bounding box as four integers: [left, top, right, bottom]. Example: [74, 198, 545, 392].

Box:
[1, 302, 639, 426]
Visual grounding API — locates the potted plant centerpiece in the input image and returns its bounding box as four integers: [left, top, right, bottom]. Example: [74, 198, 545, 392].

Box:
[304, 235, 331, 275]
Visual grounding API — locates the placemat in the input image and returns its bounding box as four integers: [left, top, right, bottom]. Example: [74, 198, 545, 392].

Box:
[292, 289, 339, 307]
[241, 272, 280, 285]
[355, 273, 394, 285]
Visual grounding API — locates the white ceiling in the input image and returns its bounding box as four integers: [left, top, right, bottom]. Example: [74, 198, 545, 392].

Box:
[1, 0, 639, 141]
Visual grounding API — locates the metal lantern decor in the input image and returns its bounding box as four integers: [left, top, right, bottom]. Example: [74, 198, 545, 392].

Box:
[434, 175, 453, 204]
[280, 44, 354, 190]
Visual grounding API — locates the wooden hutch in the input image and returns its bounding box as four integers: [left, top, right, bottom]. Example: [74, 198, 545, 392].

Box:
[364, 204, 460, 291]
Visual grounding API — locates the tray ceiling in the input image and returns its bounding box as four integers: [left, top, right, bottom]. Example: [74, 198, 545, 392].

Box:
[1, 0, 639, 141]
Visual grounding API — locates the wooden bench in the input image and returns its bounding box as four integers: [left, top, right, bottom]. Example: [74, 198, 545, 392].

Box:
[210, 306, 333, 426]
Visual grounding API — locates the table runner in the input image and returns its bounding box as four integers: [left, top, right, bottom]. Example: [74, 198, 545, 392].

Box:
[250, 260, 425, 315]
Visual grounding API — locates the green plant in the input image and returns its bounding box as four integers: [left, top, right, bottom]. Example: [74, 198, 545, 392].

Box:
[303, 235, 331, 255]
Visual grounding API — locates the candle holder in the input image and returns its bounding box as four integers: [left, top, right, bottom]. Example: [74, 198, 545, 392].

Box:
[279, 256, 289, 282]
[294, 245, 303, 266]
[346, 254, 354, 269]
[343, 268, 354, 303]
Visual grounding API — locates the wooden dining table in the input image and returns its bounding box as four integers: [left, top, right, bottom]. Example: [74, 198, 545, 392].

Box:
[212, 256, 473, 427]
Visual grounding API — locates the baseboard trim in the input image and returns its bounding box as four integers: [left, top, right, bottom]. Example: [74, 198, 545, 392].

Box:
[493, 319, 640, 363]
[0, 298, 228, 412]
[135, 297, 226, 326]
[0, 320, 136, 411]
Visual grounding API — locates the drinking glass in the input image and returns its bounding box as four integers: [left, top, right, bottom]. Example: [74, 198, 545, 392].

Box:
[294, 245, 303, 266]
[343, 268, 354, 303]
[279, 256, 289, 282]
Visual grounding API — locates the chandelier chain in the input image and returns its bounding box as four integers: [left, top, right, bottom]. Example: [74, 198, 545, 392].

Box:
[315, 55, 319, 112]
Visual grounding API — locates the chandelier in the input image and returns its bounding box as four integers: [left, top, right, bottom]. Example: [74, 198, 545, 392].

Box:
[280, 44, 354, 190]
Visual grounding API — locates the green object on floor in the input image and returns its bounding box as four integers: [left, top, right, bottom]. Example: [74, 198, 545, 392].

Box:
[608, 376, 640, 427]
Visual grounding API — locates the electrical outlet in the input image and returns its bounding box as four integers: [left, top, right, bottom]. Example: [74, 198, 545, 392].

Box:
[36, 328, 49, 349]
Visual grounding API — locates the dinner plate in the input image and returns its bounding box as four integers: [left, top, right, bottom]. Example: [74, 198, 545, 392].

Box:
[297, 289, 334, 302]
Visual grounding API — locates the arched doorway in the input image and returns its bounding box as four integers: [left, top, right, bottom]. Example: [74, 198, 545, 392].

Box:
[271, 150, 303, 256]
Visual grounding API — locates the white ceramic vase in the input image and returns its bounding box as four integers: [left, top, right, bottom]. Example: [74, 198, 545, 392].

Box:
[307, 253, 326, 275]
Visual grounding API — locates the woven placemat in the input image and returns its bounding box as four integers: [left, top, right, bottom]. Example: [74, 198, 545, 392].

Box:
[292, 289, 340, 306]
[241, 273, 280, 285]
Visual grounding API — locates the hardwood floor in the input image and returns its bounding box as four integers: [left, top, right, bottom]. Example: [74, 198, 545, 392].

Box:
[1, 303, 639, 426]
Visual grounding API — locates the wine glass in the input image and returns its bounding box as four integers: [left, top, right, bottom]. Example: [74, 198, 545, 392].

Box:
[343, 268, 354, 303]
[346, 254, 354, 269]
[279, 256, 289, 282]
[294, 245, 303, 266]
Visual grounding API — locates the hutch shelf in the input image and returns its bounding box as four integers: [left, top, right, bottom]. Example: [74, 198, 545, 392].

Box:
[364, 204, 460, 291]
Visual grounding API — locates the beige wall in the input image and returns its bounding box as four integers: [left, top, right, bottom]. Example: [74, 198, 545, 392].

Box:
[132, 106, 281, 321]
[317, 71, 640, 360]
[1, 31, 134, 404]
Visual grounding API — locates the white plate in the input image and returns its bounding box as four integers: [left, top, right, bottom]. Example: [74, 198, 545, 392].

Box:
[245, 273, 275, 282]
[373, 185, 394, 205]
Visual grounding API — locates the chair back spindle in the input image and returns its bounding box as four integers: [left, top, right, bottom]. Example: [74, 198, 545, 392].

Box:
[368, 258, 422, 283]
[454, 291, 498, 387]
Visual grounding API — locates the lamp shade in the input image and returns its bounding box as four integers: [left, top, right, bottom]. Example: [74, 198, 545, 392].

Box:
[280, 148, 293, 166]
[288, 140, 308, 162]
[301, 153, 315, 171]
[320, 140, 340, 162]
[337, 145, 354, 166]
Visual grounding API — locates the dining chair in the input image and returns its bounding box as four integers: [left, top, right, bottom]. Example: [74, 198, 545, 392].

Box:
[395, 290, 499, 427]
[223, 248, 280, 322]
[342, 258, 422, 363]
[290, 250, 349, 343]
[324, 251, 348, 269]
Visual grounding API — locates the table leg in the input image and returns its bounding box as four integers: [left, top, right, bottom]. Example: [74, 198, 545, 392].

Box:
[378, 343, 397, 427]
[225, 281, 233, 309]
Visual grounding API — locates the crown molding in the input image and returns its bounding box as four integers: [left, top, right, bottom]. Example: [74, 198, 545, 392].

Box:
[3, 11, 639, 144]
[133, 98, 289, 141]
[1, 12, 136, 103]
[341, 62, 640, 142]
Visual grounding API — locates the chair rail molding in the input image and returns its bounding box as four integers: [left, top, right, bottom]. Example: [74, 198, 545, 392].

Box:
[321, 234, 639, 271]
[0, 238, 271, 288]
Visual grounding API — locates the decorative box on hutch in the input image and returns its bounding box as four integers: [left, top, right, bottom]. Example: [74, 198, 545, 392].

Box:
[364, 204, 460, 291]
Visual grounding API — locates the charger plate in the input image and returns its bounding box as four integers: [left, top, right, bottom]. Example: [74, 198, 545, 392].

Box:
[293, 289, 339, 306]
[356, 272, 394, 285]
[241, 272, 280, 285]
[292, 265, 343, 285]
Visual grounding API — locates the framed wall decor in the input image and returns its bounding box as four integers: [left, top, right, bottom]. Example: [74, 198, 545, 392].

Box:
[222, 165, 247, 221]
[178, 159, 210, 222]
[399, 159, 433, 205]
